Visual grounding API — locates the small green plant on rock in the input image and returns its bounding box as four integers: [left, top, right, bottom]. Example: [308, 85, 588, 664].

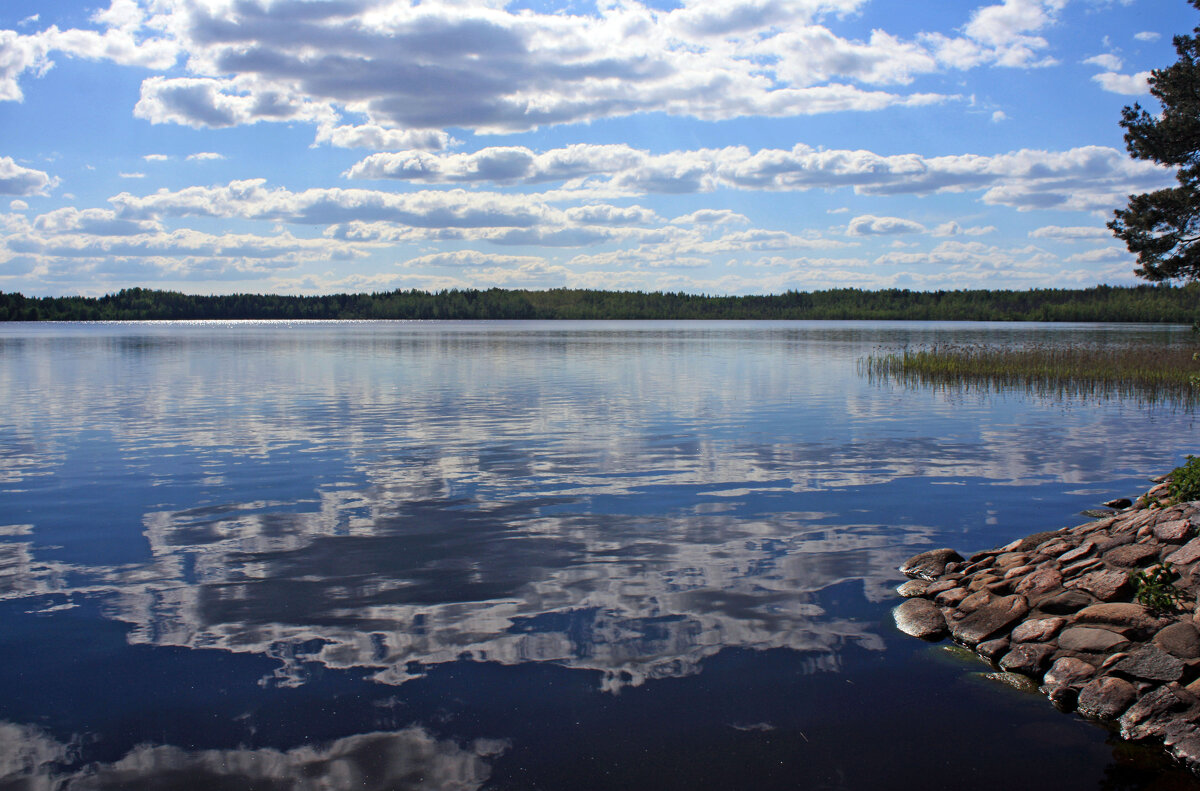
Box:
[1168, 455, 1200, 503]
[1129, 563, 1186, 613]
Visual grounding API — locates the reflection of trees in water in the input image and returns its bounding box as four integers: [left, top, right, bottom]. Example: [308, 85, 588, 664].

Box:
[0, 479, 929, 692]
[0, 720, 504, 791]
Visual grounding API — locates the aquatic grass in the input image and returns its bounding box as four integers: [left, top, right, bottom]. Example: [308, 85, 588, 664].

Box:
[863, 342, 1200, 410]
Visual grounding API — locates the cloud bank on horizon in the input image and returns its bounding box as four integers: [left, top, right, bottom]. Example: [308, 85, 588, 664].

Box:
[0, 0, 1190, 296]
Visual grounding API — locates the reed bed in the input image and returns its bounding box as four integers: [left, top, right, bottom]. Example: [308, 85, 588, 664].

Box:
[863, 342, 1200, 410]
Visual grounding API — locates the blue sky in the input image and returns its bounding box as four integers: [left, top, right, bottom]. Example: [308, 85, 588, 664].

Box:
[0, 0, 1193, 296]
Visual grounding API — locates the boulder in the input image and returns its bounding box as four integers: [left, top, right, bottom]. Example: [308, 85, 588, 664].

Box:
[1155, 519, 1193, 543]
[998, 643, 1056, 675]
[949, 595, 1029, 647]
[1077, 676, 1137, 720]
[1057, 541, 1095, 564]
[935, 587, 970, 608]
[1075, 602, 1155, 628]
[1113, 645, 1187, 683]
[1036, 590, 1094, 615]
[1120, 685, 1189, 741]
[896, 579, 931, 598]
[1167, 537, 1200, 566]
[1103, 543, 1161, 568]
[1013, 567, 1064, 597]
[1011, 617, 1066, 643]
[900, 548, 964, 581]
[1067, 569, 1131, 601]
[1154, 622, 1200, 659]
[1043, 656, 1096, 687]
[926, 579, 959, 596]
[1105, 498, 1134, 509]
[977, 638, 1011, 662]
[893, 599, 948, 640]
[1057, 626, 1130, 654]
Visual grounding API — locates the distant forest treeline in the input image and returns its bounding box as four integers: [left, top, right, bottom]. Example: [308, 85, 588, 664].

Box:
[1, 285, 1199, 322]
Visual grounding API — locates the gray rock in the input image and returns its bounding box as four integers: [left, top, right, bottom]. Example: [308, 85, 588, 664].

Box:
[896, 579, 931, 598]
[1167, 537, 1200, 566]
[1062, 557, 1104, 577]
[1155, 519, 1193, 542]
[1104, 543, 1161, 568]
[1043, 656, 1096, 687]
[1082, 509, 1117, 518]
[1005, 531, 1068, 553]
[1113, 645, 1187, 682]
[977, 638, 1011, 662]
[1171, 736, 1200, 773]
[1041, 683, 1078, 710]
[926, 579, 958, 596]
[1105, 498, 1134, 509]
[900, 548, 964, 581]
[1095, 533, 1135, 552]
[1120, 685, 1188, 741]
[1057, 541, 1095, 564]
[1067, 569, 1131, 601]
[1154, 621, 1200, 659]
[949, 595, 1029, 647]
[998, 643, 1056, 675]
[893, 599, 948, 640]
[956, 590, 993, 614]
[1011, 617, 1066, 643]
[935, 587, 970, 608]
[1036, 590, 1094, 615]
[1013, 567, 1064, 597]
[1077, 676, 1137, 719]
[1075, 602, 1156, 629]
[1057, 626, 1130, 654]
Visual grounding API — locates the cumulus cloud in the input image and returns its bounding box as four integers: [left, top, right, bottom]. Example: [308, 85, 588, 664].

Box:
[932, 221, 996, 236]
[1092, 71, 1151, 95]
[847, 214, 926, 236]
[0, 157, 57, 196]
[1029, 225, 1114, 241]
[343, 142, 1169, 213]
[0, 0, 1086, 140]
[1082, 53, 1123, 71]
[403, 250, 546, 269]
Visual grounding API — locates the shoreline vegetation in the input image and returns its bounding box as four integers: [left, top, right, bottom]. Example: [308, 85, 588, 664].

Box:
[1, 284, 1199, 322]
[864, 343, 1200, 410]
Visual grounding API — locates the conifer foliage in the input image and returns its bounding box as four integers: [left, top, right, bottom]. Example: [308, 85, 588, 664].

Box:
[1110, 0, 1200, 281]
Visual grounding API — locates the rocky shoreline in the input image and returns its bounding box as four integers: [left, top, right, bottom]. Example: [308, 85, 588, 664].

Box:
[894, 477, 1200, 772]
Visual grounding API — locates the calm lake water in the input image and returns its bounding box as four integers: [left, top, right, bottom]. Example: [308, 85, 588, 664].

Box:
[2, 320, 1199, 790]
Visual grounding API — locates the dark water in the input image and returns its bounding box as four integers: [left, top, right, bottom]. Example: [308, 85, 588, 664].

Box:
[1, 320, 1199, 790]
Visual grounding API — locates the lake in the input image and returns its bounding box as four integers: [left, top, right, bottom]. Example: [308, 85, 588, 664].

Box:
[1, 320, 1198, 790]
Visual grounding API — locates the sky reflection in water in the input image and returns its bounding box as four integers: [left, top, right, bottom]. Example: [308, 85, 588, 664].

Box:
[0, 320, 1198, 790]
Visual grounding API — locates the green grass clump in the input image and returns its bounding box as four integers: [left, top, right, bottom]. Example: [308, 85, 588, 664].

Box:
[863, 342, 1199, 410]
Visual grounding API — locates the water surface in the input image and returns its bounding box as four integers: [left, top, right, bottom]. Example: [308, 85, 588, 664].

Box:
[1, 320, 1198, 790]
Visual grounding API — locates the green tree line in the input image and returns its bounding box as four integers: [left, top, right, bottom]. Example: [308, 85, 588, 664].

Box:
[1, 284, 1198, 322]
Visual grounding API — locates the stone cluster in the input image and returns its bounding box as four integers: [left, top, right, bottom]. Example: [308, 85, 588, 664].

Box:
[895, 480, 1200, 771]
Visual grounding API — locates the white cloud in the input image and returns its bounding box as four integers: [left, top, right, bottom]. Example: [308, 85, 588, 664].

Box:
[670, 209, 751, 226]
[1134, 32, 1160, 42]
[143, 154, 169, 162]
[186, 152, 225, 161]
[314, 124, 457, 152]
[403, 250, 546, 269]
[0, 157, 57, 196]
[118, 172, 145, 179]
[9, 200, 28, 211]
[1082, 53, 1123, 71]
[846, 214, 925, 236]
[1029, 225, 1113, 241]
[1092, 71, 1151, 95]
[991, 110, 1007, 122]
[932, 221, 996, 237]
